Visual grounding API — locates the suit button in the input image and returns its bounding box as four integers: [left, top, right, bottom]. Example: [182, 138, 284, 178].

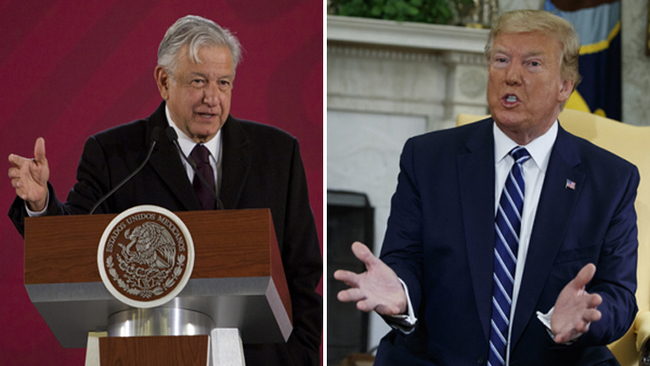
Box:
[477, 355, 486, 364]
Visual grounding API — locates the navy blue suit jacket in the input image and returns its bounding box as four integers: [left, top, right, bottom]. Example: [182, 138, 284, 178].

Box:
[377, 118, 639, 365]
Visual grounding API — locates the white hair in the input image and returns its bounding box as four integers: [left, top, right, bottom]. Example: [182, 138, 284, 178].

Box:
[157, 15, 242, 77]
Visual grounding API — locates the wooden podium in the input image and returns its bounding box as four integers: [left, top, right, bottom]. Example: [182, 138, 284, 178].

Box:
[24, 208, 292, 365]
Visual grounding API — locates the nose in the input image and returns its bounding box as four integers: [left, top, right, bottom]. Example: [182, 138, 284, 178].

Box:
[505, 63, 522, 85]
[202, 82, 220, 107]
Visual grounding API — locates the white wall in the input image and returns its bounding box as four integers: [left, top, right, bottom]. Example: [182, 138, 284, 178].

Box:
[328, 111, 428, 349]
[327, 19, 489, 352]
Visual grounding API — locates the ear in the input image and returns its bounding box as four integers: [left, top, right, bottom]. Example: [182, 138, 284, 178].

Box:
[154, 65, 171, 100]
[558, 78, 575, 103]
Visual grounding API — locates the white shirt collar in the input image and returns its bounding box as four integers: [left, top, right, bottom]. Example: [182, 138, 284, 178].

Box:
[493, 120, 558, 172]
[165, 105, 221, 160]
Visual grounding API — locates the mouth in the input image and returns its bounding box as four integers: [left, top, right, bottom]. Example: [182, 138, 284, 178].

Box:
[196, 112, 218, 120]
[501, 94, 520, 107]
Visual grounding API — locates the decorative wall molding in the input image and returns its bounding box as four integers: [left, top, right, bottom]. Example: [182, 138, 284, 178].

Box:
[327, 15, 490, 53]
[442, 51, 487, 66]
[327, 16, 490, 131]
[328, 45, 442, 63]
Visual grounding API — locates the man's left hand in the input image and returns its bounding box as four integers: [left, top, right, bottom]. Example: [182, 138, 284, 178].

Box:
[551, 263, 603, 343]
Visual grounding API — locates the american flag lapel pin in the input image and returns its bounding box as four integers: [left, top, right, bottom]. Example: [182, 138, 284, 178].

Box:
[565, 179, 576, 190]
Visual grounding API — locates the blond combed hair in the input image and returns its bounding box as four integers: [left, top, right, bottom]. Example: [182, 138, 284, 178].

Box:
[485, 10, 582, 90]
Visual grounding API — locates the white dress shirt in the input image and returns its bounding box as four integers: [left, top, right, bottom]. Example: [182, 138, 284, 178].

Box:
[165, 106, 222, 193]
[494, 122, 557, 364]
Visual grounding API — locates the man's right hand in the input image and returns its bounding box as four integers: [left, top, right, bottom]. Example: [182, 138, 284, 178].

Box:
[334, 241, 408, 316]
[8, 137, 50, 212]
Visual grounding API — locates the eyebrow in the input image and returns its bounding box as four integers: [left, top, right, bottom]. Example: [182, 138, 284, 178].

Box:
[493, 47, 508, 55]
[522, 50, 545, 58]
[188, 71, 233, 79]
[493, 48, 546, 59]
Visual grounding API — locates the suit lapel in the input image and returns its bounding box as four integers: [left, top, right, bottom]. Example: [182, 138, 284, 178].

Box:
[510, 125, 584, 347]
[458, 119, 497, 340]
[219, 115, 251, 209]
[147, 102, 202, 211]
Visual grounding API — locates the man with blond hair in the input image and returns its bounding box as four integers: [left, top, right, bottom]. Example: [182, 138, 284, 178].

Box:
[336, 10, 637, 365]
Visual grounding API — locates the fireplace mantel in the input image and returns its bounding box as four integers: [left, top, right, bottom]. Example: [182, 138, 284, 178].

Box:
[327, 15, 489, 53]
[327, 15, 491, 131]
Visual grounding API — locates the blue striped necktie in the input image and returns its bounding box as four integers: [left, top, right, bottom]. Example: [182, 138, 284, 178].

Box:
[488, 146, 530, 366]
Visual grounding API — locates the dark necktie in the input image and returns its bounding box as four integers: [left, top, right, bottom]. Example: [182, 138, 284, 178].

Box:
[190, 144, 216, 210]
[488, 146, 530, 366]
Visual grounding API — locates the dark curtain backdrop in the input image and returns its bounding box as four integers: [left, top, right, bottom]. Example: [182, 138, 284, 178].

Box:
[0, 0, 323, 364]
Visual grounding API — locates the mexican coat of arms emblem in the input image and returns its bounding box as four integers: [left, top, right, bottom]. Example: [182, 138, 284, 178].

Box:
[97, 205, 195, 308]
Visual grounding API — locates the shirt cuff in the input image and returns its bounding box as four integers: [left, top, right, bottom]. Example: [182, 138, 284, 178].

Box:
[536, 307, 585, 344]
[25, 191, 49, 217]
[381, 278, 418, 334]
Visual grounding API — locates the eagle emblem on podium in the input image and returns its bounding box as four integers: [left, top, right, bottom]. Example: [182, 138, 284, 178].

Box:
[97, 205, 195, 308]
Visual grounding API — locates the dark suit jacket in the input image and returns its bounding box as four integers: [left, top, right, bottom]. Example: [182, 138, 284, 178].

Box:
[9, 102, 322, 366]
[376, 118, 638, 366]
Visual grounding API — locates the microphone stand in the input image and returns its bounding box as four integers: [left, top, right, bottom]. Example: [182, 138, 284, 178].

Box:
[88, 127, 161, 215]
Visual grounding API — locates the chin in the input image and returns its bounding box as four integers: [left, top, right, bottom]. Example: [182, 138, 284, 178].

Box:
[190, 123, 218, 135]
[492, 109, 524, 127]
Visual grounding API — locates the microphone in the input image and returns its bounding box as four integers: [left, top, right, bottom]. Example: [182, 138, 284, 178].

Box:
[89, 126, 162, 215]
[165, 126, 224, 210]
